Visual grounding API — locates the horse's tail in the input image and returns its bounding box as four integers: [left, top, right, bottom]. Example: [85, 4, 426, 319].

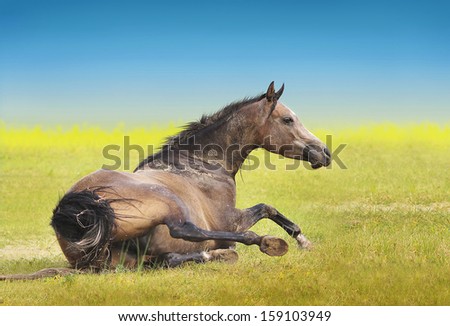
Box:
[50, 188, 116, 270]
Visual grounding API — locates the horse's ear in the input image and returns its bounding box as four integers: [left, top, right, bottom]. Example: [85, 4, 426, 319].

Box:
[266, 81, 276, 102]
[275, 83, 284, 99]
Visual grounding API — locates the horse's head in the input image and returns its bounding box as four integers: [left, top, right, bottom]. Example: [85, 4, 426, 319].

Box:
[257, 82, 331, 169]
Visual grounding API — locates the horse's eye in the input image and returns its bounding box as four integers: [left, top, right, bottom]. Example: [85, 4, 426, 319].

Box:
[283, 117, 294, 125]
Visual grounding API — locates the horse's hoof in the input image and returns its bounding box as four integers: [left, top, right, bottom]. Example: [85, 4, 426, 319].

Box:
[296, 234, 313, 250]
[260, 236, 289, 256]
[207, 249, 239, 264]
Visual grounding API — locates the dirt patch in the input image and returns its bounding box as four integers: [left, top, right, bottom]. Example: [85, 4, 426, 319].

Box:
[0, 241, 62, 260]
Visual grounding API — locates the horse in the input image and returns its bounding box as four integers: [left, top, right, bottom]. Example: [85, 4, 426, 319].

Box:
[1, 82, 331, 280]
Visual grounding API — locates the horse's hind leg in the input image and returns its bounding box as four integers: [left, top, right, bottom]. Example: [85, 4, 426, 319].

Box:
[165, 219, 289, 256]
[234, 204, 312, 249]
[153, 249, 239, 268]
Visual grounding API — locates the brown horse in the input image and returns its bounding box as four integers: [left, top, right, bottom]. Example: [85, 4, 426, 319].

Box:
[1, 82, 331, 279]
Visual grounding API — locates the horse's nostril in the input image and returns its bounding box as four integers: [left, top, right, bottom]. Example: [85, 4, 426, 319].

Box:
[324, 147, 331, 158]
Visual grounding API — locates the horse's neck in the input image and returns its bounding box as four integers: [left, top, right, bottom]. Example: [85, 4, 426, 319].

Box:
[189, 115, 259, 177]
[140, 104, 261, 178]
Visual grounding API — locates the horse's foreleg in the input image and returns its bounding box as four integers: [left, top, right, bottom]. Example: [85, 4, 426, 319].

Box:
[236, 204, 312, 249]
[165, 219, 288, 256]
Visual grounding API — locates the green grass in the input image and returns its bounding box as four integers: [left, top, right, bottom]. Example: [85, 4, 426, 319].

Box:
[0, 123, 449, 305]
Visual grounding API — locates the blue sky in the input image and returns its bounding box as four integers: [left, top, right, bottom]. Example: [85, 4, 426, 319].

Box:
[1, 0, 449, 128]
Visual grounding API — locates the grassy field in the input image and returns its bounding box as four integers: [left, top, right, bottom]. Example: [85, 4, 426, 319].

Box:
[0, 122, 449, 305]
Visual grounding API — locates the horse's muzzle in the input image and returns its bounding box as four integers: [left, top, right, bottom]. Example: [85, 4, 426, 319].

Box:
[304, 145, 331, 169]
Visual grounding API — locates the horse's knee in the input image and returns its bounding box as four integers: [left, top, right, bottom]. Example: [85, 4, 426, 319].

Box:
[253, 203, 277, 217]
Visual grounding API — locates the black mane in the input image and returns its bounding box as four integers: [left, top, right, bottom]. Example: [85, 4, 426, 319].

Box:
[134, 93, 265, 171]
